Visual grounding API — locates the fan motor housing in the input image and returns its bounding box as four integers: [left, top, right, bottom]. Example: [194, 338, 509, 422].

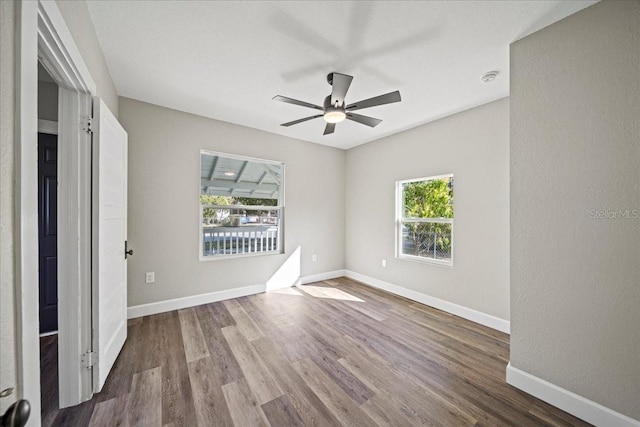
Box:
[323, 95, 345, 110]
[327, 72, 334, 85]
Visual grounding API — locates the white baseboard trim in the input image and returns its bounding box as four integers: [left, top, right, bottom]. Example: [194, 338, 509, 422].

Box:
[344, 270, 510, 334]
[506, 363, 640, 427]
[127, 284, 265, 319]
[300, 269, 346, 285]
[127, 270, 345, 319]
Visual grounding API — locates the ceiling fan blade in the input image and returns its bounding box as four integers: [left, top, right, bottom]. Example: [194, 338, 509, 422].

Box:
[346, 113, 382, 128]
[281, 115, 323, 127]
[345, 90, 401, 111]
[330, 73, 354, 106]
[273, 95, 323, 111]
[323, 123, 336, 135]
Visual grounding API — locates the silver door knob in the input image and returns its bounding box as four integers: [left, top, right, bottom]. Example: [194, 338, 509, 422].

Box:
[1, 399, 30, 427]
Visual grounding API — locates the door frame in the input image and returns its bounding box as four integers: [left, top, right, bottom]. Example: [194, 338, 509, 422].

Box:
[16, 0, 97, 421]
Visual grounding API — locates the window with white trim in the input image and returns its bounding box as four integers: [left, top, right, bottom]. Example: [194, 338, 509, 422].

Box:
[200, 150, 284, 259]
[396, 174, 454, 265]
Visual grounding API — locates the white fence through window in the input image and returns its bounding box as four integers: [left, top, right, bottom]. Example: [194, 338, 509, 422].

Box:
[202, 225, 279, 256]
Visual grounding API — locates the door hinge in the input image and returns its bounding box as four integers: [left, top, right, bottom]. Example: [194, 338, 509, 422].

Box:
[83, 117, 94, 134]
[81, 351, 98, 369]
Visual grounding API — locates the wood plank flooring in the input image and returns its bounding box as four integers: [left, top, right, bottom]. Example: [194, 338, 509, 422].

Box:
[40, 277, 592, 426]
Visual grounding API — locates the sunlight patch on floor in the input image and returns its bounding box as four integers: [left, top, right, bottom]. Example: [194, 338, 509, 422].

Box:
[269, 287, 304, 296]
[297, 285, 365, 302]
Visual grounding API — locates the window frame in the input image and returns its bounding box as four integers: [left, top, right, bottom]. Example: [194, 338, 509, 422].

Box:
[199, 150, 285, 261]
[395, 173, 454, 267]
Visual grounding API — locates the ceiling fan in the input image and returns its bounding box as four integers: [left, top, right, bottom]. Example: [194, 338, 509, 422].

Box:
[273, 72, 401, 135]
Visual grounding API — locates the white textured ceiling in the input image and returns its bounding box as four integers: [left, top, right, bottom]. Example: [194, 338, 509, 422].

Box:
[87, 1, 596, 150]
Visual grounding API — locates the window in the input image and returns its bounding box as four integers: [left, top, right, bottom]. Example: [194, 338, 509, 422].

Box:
[200, 151, 284, 259]
[396, 174, 454, 265]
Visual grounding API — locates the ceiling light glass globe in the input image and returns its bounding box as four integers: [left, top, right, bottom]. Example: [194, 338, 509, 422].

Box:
[324, 110, 346, 123]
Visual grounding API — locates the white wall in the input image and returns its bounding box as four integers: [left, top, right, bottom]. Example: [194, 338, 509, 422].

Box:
[345, 98, 510, 322]
[510, 0, 640, 420]
[0, 0, 17, 414]
[118, 97, 345, 307]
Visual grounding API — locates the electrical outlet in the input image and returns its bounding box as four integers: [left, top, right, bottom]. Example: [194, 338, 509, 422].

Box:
[382, 259, 387, 268]
[312, 254, 317, 262]
[145, 272, 155, 283]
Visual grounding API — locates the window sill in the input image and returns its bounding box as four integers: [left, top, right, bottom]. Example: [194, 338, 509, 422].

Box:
[397, 254, 453, 268]
[200, 250, 284, 262]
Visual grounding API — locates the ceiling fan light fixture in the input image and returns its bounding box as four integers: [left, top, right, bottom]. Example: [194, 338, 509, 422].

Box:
[273, 72, 401, 135]
[324, 109, 346, 124]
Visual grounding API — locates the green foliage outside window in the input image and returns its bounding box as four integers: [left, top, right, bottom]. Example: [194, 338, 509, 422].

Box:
[402, 177, 453, 257]
[403, 178, 453, 219]
[200, 195, 232, 223]
[233, 197, 278, 207]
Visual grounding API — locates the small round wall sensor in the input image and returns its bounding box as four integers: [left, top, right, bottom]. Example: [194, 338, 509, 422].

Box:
[481, 71, 500, 83]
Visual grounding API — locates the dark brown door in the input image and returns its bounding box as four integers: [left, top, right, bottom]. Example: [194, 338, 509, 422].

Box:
[38, 133, 58, 334]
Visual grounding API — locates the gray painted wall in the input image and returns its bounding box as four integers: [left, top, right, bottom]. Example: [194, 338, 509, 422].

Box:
[119, 97, 346, 307]
[0, 0, 17, 414]
[345, 98, 510, 321]
[510, 0, 640, 419]
[38, 81, 58, 121]
[38, 63, 59, 122]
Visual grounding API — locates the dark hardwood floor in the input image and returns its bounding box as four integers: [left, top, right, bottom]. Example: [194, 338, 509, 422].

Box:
[41, 277, 591, 426]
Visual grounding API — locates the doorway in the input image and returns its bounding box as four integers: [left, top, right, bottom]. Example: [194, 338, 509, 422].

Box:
[37, 63, 59, 336]
[16, 2, 97, 422]
[37, 62, 61, 426]
[18, 4, 128, 423]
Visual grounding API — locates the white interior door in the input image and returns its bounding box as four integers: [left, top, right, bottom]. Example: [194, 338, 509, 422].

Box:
[92, 97, 128, 392]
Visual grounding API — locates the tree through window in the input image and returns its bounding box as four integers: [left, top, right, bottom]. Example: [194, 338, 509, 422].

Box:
[397, 174, 453, 265]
